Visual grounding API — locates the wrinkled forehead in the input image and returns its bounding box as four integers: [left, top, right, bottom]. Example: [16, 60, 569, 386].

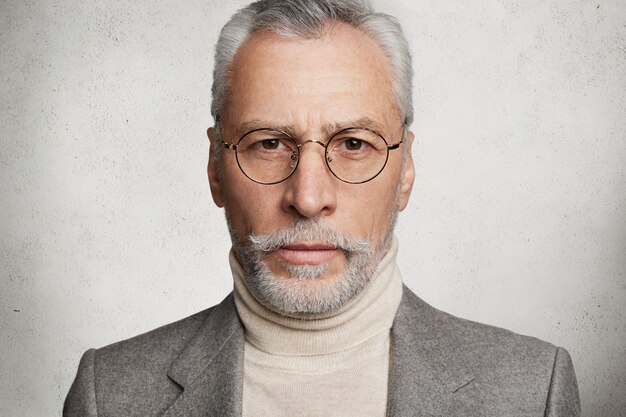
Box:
[221, 23, 401, 134]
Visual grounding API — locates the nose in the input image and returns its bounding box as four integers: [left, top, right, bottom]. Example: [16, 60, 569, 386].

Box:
[281, 142, 337, 219]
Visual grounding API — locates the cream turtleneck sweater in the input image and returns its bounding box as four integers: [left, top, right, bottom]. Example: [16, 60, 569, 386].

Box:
[231, 237, 403, 417]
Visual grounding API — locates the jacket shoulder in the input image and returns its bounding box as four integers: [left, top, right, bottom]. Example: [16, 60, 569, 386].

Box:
[394, 287, 580, 415]
[398, 285, 560, 366]
[64, 296, 233, 417]
[98, 304, 215, 365]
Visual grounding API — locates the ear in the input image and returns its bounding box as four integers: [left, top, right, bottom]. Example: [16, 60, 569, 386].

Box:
[398, 130, 415, 211]
[207, 127, 224, 208]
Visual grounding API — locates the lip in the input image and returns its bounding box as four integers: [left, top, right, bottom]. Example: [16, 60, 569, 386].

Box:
[276, 242, 340, 265]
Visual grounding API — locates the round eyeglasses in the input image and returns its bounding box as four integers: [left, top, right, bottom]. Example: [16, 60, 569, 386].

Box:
[220, 126, 404, 185]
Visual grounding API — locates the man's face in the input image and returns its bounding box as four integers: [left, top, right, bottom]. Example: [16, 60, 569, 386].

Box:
[208, 23, 414, 315]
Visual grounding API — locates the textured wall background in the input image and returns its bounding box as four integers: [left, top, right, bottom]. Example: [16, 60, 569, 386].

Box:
[1, 1, 625, 416]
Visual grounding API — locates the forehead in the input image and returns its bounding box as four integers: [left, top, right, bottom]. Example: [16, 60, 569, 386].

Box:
[222, 22, 400, 134]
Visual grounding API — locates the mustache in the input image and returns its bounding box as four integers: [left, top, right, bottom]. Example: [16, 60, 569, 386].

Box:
[247, 219, 372, 255]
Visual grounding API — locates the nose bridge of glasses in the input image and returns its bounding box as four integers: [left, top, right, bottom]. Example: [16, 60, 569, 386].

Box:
[294, 139, 331, 167]
[296, 139, 327, 150]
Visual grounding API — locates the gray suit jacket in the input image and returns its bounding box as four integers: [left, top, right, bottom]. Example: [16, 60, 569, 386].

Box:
[64, 287, 581, 416]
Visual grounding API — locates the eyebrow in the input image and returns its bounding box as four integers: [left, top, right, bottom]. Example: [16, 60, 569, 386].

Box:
[235, 117, 386, 139]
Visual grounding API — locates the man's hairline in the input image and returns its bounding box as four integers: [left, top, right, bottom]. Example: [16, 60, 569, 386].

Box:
[213, 20, 409, 133]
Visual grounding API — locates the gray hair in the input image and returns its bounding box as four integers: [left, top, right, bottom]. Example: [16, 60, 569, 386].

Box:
[211, 0, 414, 126]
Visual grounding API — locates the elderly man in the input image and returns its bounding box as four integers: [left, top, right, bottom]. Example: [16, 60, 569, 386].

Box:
[64, 0, 581, 416]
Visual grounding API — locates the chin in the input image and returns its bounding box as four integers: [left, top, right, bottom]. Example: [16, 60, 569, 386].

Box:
[246, 258, 374, 316]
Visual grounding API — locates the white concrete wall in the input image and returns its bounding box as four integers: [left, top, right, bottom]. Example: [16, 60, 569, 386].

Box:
[1, 1, 624, 415]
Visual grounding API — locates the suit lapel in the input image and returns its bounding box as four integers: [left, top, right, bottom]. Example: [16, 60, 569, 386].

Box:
[160, 294, 245, 417]
[387, 287, 476, 417]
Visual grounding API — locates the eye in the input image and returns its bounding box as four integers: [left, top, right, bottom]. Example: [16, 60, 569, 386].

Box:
[238, 130, 296, 156]
[260, 139, 282, 150]
[339, 137, 374, 152]
[344, 139, 364, 151]
[328, 129, 385, 163]
[244, 136, 295, 155]
[249, 138, 291, 152]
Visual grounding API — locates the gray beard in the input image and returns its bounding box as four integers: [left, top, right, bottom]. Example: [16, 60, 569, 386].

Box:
[227, 215, 397, 317]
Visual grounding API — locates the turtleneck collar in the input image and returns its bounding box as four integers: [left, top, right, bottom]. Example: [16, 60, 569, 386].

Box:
[231, 235, 403, 356]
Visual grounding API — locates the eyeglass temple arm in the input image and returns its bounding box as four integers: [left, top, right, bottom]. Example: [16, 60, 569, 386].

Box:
[214, 118, 236, 150]
[387, 135, 404, 151]
[387, 122, 408, 150]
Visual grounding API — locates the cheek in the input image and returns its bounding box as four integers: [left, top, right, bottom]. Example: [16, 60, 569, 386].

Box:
[339, 183, 396, 233]
[223, 178, 285, 236]
[226, 188, 264, 232]
[364, 173, 402, 233]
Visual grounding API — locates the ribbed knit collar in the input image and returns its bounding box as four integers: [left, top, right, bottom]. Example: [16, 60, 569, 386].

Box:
[231, 236, 403, 357]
